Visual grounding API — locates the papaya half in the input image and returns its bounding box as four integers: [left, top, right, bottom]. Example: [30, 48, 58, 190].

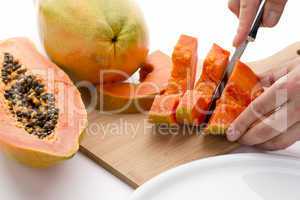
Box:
[0, 38, 87, 167]
[205, 61, 263, 135]
[98, 51, 172, 114]
[176, 44, 230, 125]
[148, 35, 198, 124]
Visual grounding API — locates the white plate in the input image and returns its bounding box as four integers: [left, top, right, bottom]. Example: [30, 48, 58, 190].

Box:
[130, 154, 300, 200]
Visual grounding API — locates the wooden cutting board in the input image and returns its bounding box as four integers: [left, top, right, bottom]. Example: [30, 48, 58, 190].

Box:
[80, 42, 300, 188]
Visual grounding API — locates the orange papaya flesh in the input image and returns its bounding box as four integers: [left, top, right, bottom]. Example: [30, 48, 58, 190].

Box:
[176, 81, 216, 124]
[165, 35, 198, 94]
[200, 44, 230, 83]
[139, 51, 172, 90]
[205, 61, 263, 135]
[205, 103, 246, 135]
[0, 38, 87, 167]
[216, 61, 263, 107]
[98, 51, 172, 114]
[148, 94, 180, 124]
[176, 44, 230, 125]
[149, 35, 198, 124]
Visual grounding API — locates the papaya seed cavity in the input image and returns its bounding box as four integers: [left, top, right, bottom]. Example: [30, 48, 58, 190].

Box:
[1, 53, 59, 139]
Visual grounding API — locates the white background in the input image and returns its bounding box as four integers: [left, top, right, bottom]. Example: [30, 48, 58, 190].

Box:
[0, 0, 300, 200]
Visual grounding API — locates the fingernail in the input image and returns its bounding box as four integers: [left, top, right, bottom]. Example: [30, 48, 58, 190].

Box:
[227, 127, 240, 142]
[232, 36, 238, 47]
[265, 11, 279, 27]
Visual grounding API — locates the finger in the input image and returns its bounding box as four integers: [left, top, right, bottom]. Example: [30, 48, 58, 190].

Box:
[259, 57, 300, 87]
[228, 73, 300, 143]
[257, 122, 300, 151]
[263, 0, 288, 27]
[228, 0, 241, 17]
[233, 0, 260, 47]
[227, 75, 290, 142]
[239, 100, 299, 146]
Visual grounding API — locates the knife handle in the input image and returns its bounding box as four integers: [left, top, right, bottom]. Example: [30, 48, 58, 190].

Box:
[248, 1, 266, 40]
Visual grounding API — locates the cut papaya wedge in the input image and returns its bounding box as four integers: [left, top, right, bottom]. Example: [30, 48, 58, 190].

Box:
[176, 81, 216, 125]
[176, 44, 230, 125]
[205, 61, 263, 135]
[0, 38, 87, 167]
[149, 35, 198, 124]
[205, 103, 246, 135]
[200, 44, 231, 83]
[98, 51, 172, 114]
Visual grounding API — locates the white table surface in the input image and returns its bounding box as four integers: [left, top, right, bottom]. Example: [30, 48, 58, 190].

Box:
[0, 1, 300, 200]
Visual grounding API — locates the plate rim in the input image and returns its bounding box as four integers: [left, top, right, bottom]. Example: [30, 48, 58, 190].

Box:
[129, 153, 300, 200]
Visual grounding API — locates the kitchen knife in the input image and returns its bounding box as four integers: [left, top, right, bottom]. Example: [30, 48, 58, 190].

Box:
[203, 0, 266, 124]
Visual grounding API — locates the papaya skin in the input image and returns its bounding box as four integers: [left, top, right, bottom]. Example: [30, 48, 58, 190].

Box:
[0, 138, 78, 168]
[205, 61, 263, 136]
[38, 0, 149, 84]
[98, 51, 172, 114]
[149, 35, 198, 124]
[0, 38, 87, 167]
[176, 44, 230, 125]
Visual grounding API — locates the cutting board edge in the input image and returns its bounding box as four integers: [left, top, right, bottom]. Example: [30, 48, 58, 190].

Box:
[79, 145, 139, 189]
[79, 141, 240, 188]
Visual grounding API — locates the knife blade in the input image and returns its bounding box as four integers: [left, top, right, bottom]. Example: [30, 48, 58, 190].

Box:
[203, 0, 266, 124]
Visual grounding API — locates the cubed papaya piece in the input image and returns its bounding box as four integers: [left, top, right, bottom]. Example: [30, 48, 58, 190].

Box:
[176, 44, 229, 125]
[204, 103, 246, 135]
[205, 61, 263, 136]
[148, 94, 180, 124]
[200, 44, 230, 83]
[149, 35, 198, 124]
[218, 61, 263, 106]
[165, 34, 198, 94]
[176, 81, 216, 124]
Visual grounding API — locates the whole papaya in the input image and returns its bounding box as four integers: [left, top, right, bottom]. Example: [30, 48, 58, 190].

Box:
[38, 0, 149, 84]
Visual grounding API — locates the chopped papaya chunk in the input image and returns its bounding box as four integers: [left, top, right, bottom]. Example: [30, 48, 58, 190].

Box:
[149, 35, 198, 124]
[176, 44, 229, 125]
[176, 81, 216, 124]
[165, 34, 198, 94]
[205, 61, 263, 135]
[204, 103, 246, 135]
[148, 94, 180, 124]
[200, 44, 230, 83]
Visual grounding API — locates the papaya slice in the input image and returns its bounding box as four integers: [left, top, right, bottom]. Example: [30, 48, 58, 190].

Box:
[205, 103, 246, 134]
[205, 61, 263, 135]
[0, 38, 87, 167]
[148, 94, 180, 123]
[200, 44, 230, 83]
[98, 51, 172, 114]
[220, 61, 263, 106]
[176, 81, 216, 125]
[176, 44, 230, 125]
[149, 35, 198, 124]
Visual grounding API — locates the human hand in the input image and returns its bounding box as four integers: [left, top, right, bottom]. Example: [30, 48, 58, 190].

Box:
[228, 0, 288, 47]
[227, 57, 300, 150]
